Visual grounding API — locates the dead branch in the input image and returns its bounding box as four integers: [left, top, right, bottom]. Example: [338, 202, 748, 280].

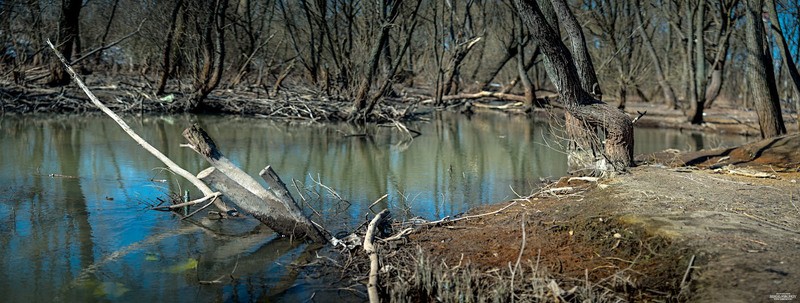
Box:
[424, 201, 518, 225]
[422, 91, 529, 104]
[70, 19, 145, 66]
[679, 254, 696, 292]
[365, 209, 389, 303]
[632, 110, 647, 124]
[46, 39, 233, 214]
[151, 192, 222, 211]
[368, 194, 389, 213]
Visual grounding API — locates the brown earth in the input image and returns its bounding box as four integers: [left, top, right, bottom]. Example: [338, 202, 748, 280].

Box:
[393, 133, 800, 302]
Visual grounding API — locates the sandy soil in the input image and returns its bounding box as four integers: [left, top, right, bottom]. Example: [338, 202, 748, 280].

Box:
[402, 134, 800, 302]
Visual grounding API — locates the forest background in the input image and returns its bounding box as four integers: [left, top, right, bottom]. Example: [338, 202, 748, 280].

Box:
[1, 0, 799, 127]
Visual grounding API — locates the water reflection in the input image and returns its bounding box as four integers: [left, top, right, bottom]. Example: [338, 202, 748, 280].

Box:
[0, 112, 749, 302]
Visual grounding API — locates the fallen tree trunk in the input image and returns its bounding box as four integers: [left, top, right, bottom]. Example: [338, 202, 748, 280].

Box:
[185, 125, 327, 243]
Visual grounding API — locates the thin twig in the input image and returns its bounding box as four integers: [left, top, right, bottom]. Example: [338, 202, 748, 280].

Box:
[368, 194, 389, 213]
[680, 254, 696, 290]
[425, 201, 518, 225]
[510, 213, 527, 302]
[151, 192, 221, 211]
[181, 198, 217, 219]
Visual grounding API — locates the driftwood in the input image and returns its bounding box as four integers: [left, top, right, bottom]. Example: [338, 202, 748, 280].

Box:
[46, 39, 234, 214]
[185, 125, 327, 243]
[364, 209, 390, 303]
[422, 91, 529, 104]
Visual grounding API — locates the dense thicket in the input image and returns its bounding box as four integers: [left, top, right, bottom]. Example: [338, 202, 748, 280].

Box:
[0, 0, 797, 128]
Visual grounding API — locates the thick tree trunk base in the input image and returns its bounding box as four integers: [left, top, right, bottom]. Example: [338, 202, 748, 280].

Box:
[566, 102, 634, 176]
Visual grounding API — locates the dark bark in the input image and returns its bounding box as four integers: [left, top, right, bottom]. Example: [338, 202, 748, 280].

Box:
[689, 0, 706, 124]
[187, 0, 229, 112]
[299, 0, 320, 83]
[157, 0, 185, 95]
[550, 0, 602, 98]
[704, 0, 737, 109]
[514, 0, 634, 175]
[766, 0, 800, 111]
[745, 0, 786, 138]
[367, 0, 424, 114]
[98, 0, 119, 49]
[352, 0, 404, 121]
[442, 37, 481, 97]
[48, 0, 82, 86]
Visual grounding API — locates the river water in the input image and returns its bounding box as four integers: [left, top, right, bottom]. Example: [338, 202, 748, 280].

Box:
[0, 112, 749, 302]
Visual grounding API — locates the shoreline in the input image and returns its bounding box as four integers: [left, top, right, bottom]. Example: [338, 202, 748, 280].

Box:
[3, 81, 797, 136]
[345, 133, 800, 302]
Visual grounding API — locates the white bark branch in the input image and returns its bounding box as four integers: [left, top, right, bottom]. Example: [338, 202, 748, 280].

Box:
[365, 209, 389, 303]
[46, 39, 233, 213]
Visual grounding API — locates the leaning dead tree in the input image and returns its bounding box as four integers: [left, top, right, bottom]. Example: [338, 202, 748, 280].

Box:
[185, 127, 326, 242]
[48, 40, 327, 243]
[514, 0, 634, 175]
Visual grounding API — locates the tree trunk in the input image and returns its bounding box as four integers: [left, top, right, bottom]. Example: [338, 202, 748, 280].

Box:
[187, 0, 228, 112]
[550, 0, 602, 98]
[48, 0, 82, 86]
[351, 0, 404, 121]
[745, 0, 786, 138]
[442, 37, 481, 97]
[766, 0, 800, 111]
[367, 0, 424, 114]
[704, 0, 735, 109]
[157, 0, 185, 95]
[517, 45, 536, 106]
[689, 0, 706, 124]
[515, 0, 634, 175]
[617, 83, 627, 110]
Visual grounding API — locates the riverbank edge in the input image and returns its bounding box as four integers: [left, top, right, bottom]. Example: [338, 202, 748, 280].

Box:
[344, 133, 800, 302]
[3, 82, 797, 135]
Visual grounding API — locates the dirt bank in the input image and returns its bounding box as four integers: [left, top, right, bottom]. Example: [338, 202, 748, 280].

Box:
[371, 134, 800, 302]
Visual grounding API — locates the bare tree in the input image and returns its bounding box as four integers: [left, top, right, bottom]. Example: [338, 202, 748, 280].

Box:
[701, 0, 739, 109]
[635, 0, 679, 109]
[351, 0, 405, 121]
[583, 0, 640, 109]
[185, 0, 229, 112]
[48, 0, 83, 86]
[156, 0, 185, 95]
[514, 0, 634, 175]
[687, 0, 707, 124]
[744, 0, 786, 137]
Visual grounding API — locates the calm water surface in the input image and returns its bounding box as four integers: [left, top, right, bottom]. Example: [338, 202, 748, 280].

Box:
[0, 112, 749, 302]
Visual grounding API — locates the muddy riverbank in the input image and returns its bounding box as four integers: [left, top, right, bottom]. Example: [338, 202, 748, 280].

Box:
[350, 134, 800, 302]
